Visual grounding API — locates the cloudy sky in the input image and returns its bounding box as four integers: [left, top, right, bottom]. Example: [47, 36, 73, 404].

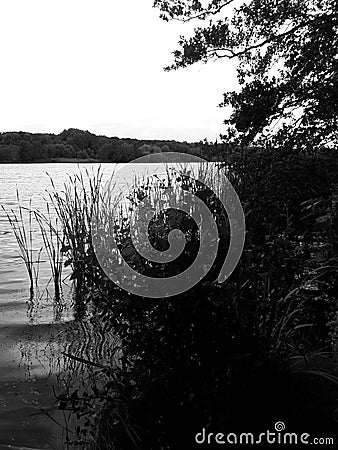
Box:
[0, 0, 238, 142]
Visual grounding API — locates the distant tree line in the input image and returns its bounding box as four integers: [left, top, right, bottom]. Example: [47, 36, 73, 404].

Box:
[0, 128, 212, 163]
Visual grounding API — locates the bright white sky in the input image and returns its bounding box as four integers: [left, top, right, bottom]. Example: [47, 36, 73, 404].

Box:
[0, 0, 238, 142]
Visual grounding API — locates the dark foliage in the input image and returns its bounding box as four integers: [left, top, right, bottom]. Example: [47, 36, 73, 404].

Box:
[154, 0, 338, 150]
[0, 128, 206, 163]
[56, 149, 338, 449]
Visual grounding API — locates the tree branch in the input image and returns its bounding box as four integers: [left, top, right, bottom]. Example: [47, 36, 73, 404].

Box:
[205, 18, 317, 60]
[172, 0, 235, 22]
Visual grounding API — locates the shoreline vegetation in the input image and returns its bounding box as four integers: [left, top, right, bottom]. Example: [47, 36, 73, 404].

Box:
[0, 128, 215, 164]
[4, 147, 338, 448]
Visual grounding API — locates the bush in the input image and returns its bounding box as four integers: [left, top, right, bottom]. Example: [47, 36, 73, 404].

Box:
[52, 149, 338, 449]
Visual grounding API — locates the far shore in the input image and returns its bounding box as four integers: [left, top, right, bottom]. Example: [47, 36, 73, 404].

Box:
[0, 156, 222, 164]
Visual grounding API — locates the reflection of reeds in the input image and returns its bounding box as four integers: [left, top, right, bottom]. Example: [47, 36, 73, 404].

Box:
[2, 191, 41, 301]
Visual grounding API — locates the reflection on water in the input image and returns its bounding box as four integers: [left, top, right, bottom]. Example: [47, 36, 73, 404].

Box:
[0, 310, 119, 448]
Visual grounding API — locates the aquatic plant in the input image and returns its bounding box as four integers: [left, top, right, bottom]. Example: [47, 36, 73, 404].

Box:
[2, 192, 41, 301]
[46, 166, 108, 318]
[34, 204, 65, 303]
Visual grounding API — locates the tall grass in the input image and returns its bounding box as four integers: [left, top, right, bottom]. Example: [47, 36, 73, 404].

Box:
[34, 204, 65, 302]
[46, 166, 109, 317]
[2, 192, 41, 301]
[3, 190, 70, 306]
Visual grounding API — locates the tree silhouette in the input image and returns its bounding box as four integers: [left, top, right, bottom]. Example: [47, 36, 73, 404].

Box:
[154, 0, 338, 149]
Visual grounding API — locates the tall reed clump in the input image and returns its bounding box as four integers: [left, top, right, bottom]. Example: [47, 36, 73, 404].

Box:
[34, 204, 65, 303]
[2, 192, 41, 301]
[47, 166, 109, 318]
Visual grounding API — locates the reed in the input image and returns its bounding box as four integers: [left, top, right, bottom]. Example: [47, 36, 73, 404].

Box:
[2, 191, 41, 301]
[46, 166, 111, 317]
[34, 204, 65, 302]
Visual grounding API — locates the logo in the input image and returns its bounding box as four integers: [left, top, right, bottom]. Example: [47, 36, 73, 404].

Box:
[91, 152, 245, 298]
[274, 422, 286, 432]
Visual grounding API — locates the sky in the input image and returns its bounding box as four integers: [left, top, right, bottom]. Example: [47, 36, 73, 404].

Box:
[0, 0, 238, 142]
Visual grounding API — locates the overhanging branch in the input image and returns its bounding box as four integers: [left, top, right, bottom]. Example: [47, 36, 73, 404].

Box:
[176, 0, 235, 22]
[205, 19, 317, 61]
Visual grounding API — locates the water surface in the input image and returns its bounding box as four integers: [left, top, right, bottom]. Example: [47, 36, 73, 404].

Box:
[0, 163, 118, 448]
[0, 161, 205, 448]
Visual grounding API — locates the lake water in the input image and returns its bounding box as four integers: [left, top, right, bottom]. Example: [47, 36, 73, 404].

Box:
[0, 162, 200, 448]
[0, 161, 216, 448]
[0, 163, 122, 449]
[0, 160, 209, 319]
[0, 162, 160, 318]
[0, 163, 114, 324]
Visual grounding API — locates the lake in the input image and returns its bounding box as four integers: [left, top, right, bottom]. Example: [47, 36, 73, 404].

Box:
[1, 163, 116, 324]
[0, 161, 220, 448]
[0, 162, 166, 317]
[0, 161, 206, 448]
[0, 163, 123, 449]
